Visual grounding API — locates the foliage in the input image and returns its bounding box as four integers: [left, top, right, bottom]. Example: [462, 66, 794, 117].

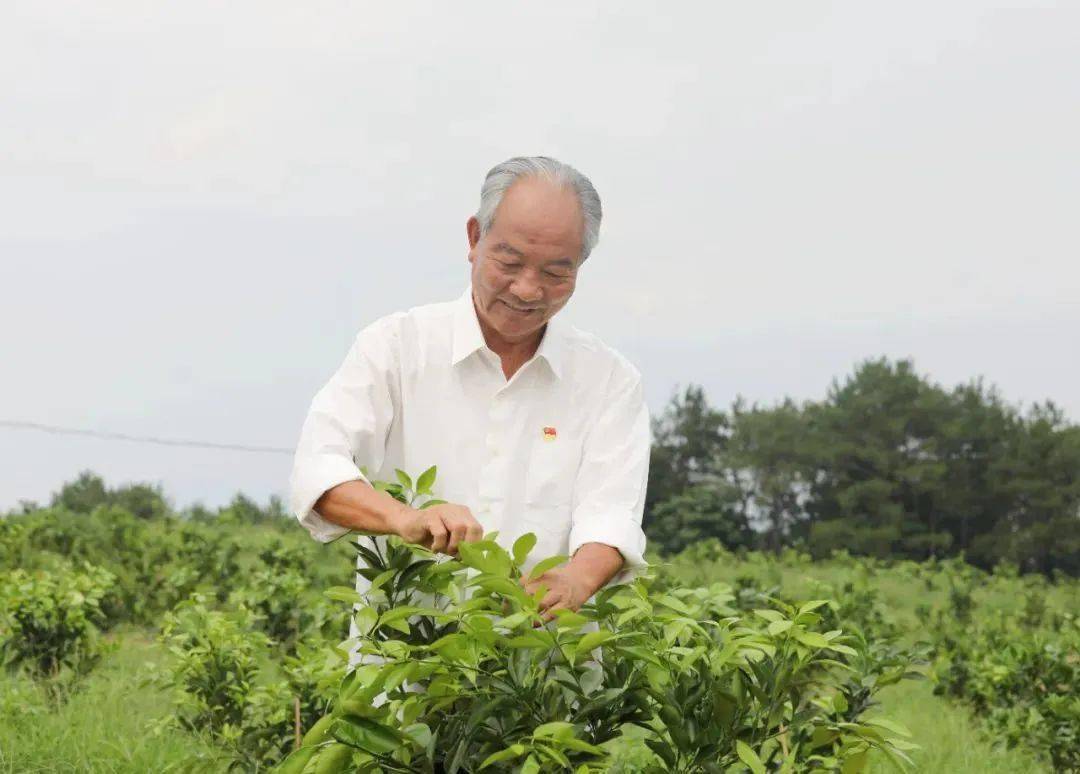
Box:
[229, 567, 338, 656]
[276, 470, 921, 773]
[50, 470, 170, 519]
[0, 504, 351, 629]
[157, 595, 303, 771]
[925, 572, 1080, 771]
[644, 358, 1080, 575]
[0, 563, 115, 685]
[645, 485, 751, 556]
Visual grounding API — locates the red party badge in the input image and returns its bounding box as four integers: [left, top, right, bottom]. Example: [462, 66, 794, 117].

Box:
[542, 426, 557, 442]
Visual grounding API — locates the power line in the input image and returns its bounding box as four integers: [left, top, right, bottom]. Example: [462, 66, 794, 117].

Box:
[0, 420, 293, 455]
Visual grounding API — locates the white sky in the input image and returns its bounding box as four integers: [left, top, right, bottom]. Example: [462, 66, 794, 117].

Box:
[2, 1, 1078, 511]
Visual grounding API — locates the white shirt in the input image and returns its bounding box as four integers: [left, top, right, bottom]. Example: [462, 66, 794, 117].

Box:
[288, 285, 650, 588]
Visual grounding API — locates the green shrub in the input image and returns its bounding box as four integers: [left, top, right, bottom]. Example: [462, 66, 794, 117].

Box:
[230, 568, 340, 656]
[933, 612, 1079, 771]
[276, 469, 922, 773]
[158, 595, 297, 770]
[0, 563, 115, 683]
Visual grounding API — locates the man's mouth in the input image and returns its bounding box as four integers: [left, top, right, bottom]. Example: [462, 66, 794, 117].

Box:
[500, 300, 541, 315]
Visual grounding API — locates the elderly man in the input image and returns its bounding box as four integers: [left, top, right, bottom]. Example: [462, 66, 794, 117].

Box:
[289, 156, 649, 621]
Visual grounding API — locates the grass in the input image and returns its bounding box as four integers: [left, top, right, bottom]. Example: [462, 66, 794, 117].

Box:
[0, 627, 220, 774]
[660, 551, 1061, 773]
[866, 679, 1048, 773]
[1, 555, 1067, 772]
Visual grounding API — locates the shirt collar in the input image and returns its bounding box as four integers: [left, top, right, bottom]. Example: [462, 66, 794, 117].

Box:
[451, 286, 565, 380]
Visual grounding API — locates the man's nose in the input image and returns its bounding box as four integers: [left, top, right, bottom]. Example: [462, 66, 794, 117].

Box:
[510, 275, 543, 304]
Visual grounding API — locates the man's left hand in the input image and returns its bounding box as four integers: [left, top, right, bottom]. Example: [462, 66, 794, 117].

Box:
[519, 563, 593, 623]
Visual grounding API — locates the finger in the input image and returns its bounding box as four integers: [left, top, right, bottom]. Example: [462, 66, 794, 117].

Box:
[427, 519, 449, 555]
[522, 580, 549, 599]
[446, 523, 468, 556]
[537, 601, 567, 626]
[538, 588, 561, 612]
[464, 521, 484, 544]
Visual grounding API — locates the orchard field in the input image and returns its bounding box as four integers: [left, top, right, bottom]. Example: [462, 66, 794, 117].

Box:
[1, 469, 1076, 773]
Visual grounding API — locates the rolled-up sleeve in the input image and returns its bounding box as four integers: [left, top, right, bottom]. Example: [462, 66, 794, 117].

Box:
[568, 366, 650, 587]
[288, 317, 399, 543]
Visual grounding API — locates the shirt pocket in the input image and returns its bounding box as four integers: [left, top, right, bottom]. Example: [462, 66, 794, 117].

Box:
[517, 504, 572, 570]
[523, 433, 579, 508]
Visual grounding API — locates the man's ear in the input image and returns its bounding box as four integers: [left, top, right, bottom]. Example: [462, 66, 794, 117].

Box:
[466, 216, 482, 251]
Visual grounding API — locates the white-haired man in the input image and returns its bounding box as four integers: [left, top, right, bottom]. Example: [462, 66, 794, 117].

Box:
[289, 156, 649, 621]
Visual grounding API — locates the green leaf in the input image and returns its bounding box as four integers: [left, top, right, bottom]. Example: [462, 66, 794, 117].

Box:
[377, 606, 423, 627]
[794, 630, 831, 648]
[480, 743, 527, 769]
[402, 722, 432, 749]
[753, 609, 785, 623]
[528, 555, 568, 580]
[552, 609, 589, 631]
[352, 605, 378, 636]
[415, 465, 437, 495]
[330, 714, 403, 755]
[325, 586, 364, 605]
[534, 721, 576, 740]
[560, 737, 605, 754]
[574, 629, 615, 655]
[276, 745, 318, 774]
[828, 643, 859, 656]
[506, 631, 552, 649]
[513, 533, 538, 566]
[768, 619, 793, 636]
[301, 714, 336, 746]
[864, 717, 913, 737]
[368, 569, 397, 592]
[418, 498, 447, 510]
[311, 743, 354, 772]
[736, 740, 766, 774]
[395, 469, 413, 490]
[842, 748, 870, 774]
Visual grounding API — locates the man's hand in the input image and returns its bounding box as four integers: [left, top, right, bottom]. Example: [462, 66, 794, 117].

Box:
[392, 502, 484, 557]
[519, 563, 594, 624]
[519, 543, 625, 624]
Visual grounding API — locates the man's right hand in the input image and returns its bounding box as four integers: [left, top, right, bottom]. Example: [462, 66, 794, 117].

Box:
[392, 502, 484, 557]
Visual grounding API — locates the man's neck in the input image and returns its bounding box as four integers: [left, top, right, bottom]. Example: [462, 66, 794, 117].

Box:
[473, 298, 545, 381]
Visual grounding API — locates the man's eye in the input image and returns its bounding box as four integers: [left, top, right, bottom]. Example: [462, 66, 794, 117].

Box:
[545, 270, 569, 279]
[498, 261, 521, 270]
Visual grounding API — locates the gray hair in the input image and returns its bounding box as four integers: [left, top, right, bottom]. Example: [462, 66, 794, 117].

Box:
[475, 156, 602, 262]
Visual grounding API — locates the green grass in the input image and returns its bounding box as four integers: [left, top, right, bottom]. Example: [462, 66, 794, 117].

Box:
[0, 627, 221, 774]
[865, 679, 1049, 773]
[658, 552, 1063, 773]
[2, 555, 1068, 772]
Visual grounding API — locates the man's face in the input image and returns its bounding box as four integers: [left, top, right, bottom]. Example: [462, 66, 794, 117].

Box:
[467, 177, 584, 344]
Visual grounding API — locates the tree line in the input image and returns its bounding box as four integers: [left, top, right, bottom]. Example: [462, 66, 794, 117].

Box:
[11, 355, 1078, 575]
[12, 472, 289, 526]
[644, 357, 1080, 575]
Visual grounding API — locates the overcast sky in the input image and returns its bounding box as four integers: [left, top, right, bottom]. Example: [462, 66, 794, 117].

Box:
[2, 1, 1077, 512]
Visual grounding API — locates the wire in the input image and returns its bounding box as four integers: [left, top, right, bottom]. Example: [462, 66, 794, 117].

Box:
[0, 420, 293, 455]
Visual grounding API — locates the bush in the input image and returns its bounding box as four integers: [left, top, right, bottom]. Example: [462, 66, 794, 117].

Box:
[158, 595, 298, 770]
[230, 567, 340, 656]
[932, 611, 1080, 771]
[281, 527, 922, 772]
[0, 563, 115, 684]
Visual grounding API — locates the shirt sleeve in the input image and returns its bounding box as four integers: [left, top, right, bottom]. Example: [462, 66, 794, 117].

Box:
[568, 365, 651, 587]
[288, 317, 399, 543]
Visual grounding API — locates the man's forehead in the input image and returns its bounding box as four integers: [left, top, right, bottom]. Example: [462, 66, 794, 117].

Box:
[492, 238, 577, 267]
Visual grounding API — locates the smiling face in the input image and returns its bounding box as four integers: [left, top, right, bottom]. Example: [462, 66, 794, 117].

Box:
[467, 176, 584, 345]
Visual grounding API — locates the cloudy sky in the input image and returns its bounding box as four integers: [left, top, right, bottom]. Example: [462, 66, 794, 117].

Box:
[2, 2, 1077, 512]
